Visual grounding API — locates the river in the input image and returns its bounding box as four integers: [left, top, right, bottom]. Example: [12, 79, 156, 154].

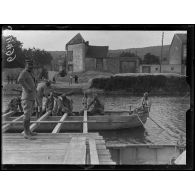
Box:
[2, 94, 189, 145]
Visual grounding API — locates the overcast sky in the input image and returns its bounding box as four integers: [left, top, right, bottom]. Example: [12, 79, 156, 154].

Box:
[3, 30, 186, 51]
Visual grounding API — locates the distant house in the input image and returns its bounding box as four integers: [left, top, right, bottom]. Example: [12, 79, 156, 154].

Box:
[166, 33, 187, 75]
[139, 64, 160, 73]
[66, 33, 140, 74]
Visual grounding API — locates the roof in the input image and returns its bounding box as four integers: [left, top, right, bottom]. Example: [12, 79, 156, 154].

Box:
[86, 45, 108, 58]
[66, 33, 85, 46]
[175, 34, 187, 44]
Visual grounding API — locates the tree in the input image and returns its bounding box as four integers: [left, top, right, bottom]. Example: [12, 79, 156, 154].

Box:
[2, 36, 25, 68]
[23, 48, 53, 68]
[143, 53, 160, 64]
[120, 51, 137, 57]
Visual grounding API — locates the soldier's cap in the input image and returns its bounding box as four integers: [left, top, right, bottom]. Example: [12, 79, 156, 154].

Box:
[25, 59, 33, 66]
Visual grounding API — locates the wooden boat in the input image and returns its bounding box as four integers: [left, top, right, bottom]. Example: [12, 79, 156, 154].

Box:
[2, 107, 150, 132]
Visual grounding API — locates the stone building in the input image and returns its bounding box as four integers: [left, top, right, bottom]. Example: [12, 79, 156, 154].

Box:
[66, 33, 140, 74]
[168, 33, 187, 75]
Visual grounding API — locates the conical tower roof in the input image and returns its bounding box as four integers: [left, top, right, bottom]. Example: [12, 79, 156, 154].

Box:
[66, 33, 85, 46]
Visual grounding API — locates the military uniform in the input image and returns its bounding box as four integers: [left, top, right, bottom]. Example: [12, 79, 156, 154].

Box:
[36, 82, 51, 109]
[5, 97, 22, 113]
[18, 69, 36, 120]
[88, 96, 104, 115]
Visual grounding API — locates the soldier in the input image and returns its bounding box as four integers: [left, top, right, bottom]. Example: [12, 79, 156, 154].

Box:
[36, 80, 52, 117]
[4, 97, 23, 113]
[88, 93, 104, 115]
[18, 59, 37, 139]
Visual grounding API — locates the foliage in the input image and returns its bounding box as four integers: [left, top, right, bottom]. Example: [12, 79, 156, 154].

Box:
[2, 36, 25, 68]
[23, 48, 53, 68]
[38, 67, 48, 80]
[90, 74, 189, 94]
[143, 53, 160, 64]
[120, 51, 137, 57]
[2, 36, 53, 69]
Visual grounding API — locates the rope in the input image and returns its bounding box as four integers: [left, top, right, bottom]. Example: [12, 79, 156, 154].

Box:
[136, 114, 145, 128]
[148, 116, 167, 134]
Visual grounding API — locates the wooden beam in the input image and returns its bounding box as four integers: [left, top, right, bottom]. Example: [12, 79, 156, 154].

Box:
[52, 113, 67, 134]
[2, 111, 15, 120]
[83, 110, 88, 133]
[64, 137, 86, 164]
[2, 115, 24, 133]
[27, 111, 51, 133]
[88, 139, 99, 164]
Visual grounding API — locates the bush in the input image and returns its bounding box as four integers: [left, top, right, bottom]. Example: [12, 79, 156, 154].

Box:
[90, 74, 189, 94]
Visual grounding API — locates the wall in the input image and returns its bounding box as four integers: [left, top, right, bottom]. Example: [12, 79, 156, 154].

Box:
[104, 58, 120, 73]
[169, 35, 182, 65]
[161, 64, 182, 74]
[139, 64, 160, 73]
[67, 43, 86, 72]
[119, 57, 140, 73]
[85, 58, 96, 71]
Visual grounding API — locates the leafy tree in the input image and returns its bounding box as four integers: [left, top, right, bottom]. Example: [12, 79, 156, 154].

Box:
[2, 36, 25, 68]
[120, 51, 137, 57]
[143, 53, 160, 64]
[23, 48, 53, 68]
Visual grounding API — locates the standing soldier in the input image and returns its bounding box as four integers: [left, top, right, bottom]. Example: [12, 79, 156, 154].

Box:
[18, 59, 37, 139]
[36, 80, 52, 117]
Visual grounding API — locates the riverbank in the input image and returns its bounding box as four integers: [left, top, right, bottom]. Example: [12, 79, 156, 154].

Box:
[89, 73, 190, 96]
[2, 73, 190, 96]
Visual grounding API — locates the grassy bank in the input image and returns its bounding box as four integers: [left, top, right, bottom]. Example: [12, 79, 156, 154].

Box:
[90, 73, 189, 95]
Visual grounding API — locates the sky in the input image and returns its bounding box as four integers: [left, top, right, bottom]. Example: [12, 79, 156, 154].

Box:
[3, 30, 186, 51]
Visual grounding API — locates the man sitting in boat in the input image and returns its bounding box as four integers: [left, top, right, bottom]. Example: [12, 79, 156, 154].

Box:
[4, 97, 23, 113]
[53, 93, 73, 116]
[79, 93, 89, 115]
[44, 92, 55, 114]
[88, 93, 104, 115]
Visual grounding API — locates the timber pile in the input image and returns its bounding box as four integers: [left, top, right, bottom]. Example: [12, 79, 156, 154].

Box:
[2, 133, 115, 165]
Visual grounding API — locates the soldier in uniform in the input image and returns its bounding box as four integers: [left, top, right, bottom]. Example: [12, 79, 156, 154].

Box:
[18, 59, 37, 139]
[36, 80, 52, 117]
[4, 97, 23, 113]
[88, 93, 104, 115]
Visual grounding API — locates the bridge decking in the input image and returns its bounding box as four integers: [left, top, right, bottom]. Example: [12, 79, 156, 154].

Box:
[2, 133, 115, 165]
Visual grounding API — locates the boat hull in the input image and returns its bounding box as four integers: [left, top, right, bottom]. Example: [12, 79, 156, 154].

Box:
[4, 111, 149, 132]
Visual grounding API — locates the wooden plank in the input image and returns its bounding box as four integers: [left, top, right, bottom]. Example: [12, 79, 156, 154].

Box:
[88, 139, 99, 164]
[83, 110, 88, 133]
[2, 115, 24, 133]
[3, 120, 95, 124]
[2, 111, 15, 120]
[64, 137, 86, 164]
[29, 111, 51, 132]
[52, 113, 67, 134]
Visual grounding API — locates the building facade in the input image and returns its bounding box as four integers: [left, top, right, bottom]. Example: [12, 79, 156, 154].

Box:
[66, 33, 140, 74]
[169, 33, 187, 75]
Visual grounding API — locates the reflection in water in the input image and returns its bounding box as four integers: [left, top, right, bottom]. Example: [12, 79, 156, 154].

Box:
[2, 95, 190, 145]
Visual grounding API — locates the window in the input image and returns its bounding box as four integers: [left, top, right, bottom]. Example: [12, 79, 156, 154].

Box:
[67, 51, 73, 61]
[68, 64, 73, 71]
[171, 67, 174, 71]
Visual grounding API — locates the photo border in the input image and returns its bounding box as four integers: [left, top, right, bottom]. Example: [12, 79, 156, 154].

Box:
[1, 24, 194, 171]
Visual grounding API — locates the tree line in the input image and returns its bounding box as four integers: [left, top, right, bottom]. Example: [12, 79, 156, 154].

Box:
[2, 35, 53, 69]
[120, 51, 160, 64]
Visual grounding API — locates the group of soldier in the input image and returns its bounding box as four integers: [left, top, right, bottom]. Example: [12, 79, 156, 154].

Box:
[6, 74, 19, 84]
[4, 59, 104, 139]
